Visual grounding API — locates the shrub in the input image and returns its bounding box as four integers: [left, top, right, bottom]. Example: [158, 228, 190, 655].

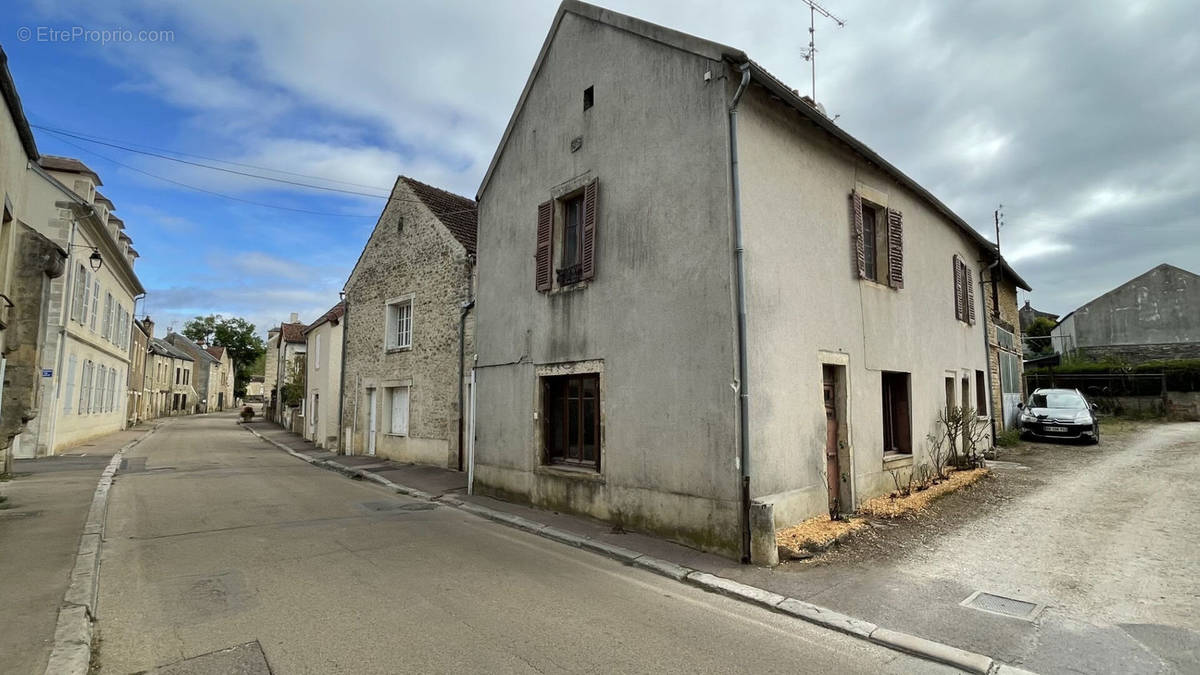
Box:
[995, 428, 1022, 447]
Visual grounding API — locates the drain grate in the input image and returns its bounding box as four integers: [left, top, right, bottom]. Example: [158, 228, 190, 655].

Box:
[961, 591, 1045, 621]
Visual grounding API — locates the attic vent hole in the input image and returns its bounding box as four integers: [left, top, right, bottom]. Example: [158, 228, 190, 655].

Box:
[583, 86, 594, 111]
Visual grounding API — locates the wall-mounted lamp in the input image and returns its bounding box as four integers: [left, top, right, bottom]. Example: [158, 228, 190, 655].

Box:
[88, 249, 103, 272]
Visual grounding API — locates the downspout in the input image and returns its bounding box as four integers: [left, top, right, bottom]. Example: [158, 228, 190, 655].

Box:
[336, 298, 349, 454]
[981, 257, 1001, 444]
[457, 296, 475, 471]
[729, 61, 753, 563]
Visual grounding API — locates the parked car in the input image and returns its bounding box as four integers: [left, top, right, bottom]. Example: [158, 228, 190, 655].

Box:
[1018, 388, 1100, 443]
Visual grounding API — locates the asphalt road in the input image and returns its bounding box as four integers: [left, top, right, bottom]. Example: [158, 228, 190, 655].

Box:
[96, 413, 950, 674]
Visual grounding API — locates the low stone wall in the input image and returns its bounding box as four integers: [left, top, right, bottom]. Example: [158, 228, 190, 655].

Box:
[1079, 342, 1200, 363]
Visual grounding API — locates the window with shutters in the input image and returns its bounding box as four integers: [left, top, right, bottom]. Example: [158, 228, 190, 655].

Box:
[536, 178, 598, 292]
[881, 371, 912, 456]
[542, 373, 601, 470]
[63, 354, 77, 414]
[102, 293, 112, 340]
[953, 255, 976, 325]
[71, 266, 87, 323]
[385, 297, 413, 350]
[387, 386, 410, 435]
[90, 282, 99, 331]
[850, 191, 903, 288]
[975, 370, 987, 413]
[79, 361, 92, 414]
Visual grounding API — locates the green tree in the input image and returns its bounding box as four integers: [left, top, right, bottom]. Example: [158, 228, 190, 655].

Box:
[182, 314, 266, 398]
[1024, 316, 1057, 356]
[280, 356, 306, 407]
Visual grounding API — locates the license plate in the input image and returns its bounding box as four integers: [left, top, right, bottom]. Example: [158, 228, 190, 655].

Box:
[1045, 426, 1068, 433]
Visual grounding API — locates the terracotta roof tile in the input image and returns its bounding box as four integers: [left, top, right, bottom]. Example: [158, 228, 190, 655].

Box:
[280, 322, 306, 343]
[205, 345, 226, 360]
[400, 176, 478, 254]
[303, 301, 345, 335]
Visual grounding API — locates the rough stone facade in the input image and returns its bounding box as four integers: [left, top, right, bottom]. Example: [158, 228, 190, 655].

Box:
[126, 317, 148, 426]
[165, 333, 219, 412]
[340, 177, 475, 468]
[983, 266, 1027, 429]
[1078, 342, 1200, 363]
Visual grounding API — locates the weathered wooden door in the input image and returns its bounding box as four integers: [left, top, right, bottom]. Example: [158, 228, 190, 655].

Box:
[824, 370, 839, 515]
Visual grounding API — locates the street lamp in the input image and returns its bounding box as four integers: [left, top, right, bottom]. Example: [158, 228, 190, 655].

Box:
[88, 248, 103, 272]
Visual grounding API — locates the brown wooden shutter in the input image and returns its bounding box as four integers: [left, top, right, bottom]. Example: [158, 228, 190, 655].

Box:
[581, 178, 598, 281]
[965, 263, 976, 325]
[886, 208, 904, 289]
[851, 191, 865, 278]
[536, 200, 553, 292]
[953, 255, 963, 321]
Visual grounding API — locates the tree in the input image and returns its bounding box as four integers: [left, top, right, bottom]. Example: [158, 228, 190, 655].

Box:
[1024, 317, 1057, 356]
[280, 356, 306, 407]
[182, 314, 266, 398]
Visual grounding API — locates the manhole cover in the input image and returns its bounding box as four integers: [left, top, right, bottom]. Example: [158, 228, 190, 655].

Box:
[961, 591, 1045, 621]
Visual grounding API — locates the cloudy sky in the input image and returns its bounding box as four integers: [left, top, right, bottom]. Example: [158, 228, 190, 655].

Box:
[3, 0, 1197, 335]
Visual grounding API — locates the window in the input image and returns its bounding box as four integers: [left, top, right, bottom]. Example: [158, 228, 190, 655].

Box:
[102, 293, 113, 340]
[975, 370, 987, 412]
[996, 327, 1014, 351]
[536, 179, 598, 292]
[90, 282, 99, 331]
[862, 203, 879, 282]
[386, 299, 413, 350]
[63, 355, 77, 414]
[961, 375, 971, 414]
[388, 386, 410, 435]
[71, 266, 87, 323]
[953, 256, 976, 324]
[851, 191, 904, 288]
[184, 369, 189, 385]
[543, 373, 600, 469]
[79, 361, 93, 414]
[176, 367, 181, 384]
[583, 85, 594, 110]
[881, 372, 911, 455]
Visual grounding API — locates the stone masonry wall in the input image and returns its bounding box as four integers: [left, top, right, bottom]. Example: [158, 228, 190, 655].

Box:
[340, 179, 474, 468]
[984, 269, 1024, 427]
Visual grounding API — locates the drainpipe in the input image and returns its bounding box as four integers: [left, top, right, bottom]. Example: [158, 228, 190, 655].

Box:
[457, 297, 475, 471]
[335, 297, 349, 454]
[981, 257, 1001, 444]
[729, 61, 753, 563]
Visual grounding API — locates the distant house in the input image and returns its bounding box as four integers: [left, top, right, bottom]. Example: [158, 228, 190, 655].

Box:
[126, 317, 150, 427]
[245, 376, 265, 401]
[340, 176, 476, 467]
[1018, 300, 1058, 332]
[265, 314, 306, 430]
[166, 332, 221, 412]
[303, 301, 344, 449]
[149, 337, 196, 416]
[1052, 264, 1200, 363]
[204, 345, 235, 411]
[472, 1, 1026, 562]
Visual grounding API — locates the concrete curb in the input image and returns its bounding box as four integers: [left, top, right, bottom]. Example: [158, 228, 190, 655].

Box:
[44, 425, 159, 675]
[242, 423, 1015, 674]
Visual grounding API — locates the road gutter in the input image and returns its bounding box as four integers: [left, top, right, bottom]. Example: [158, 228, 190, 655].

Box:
[44, 425, 159, 675]
[242, 423, 1022, 674]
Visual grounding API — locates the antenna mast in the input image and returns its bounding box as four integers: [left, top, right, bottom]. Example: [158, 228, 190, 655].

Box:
[800, 0, 845, 104]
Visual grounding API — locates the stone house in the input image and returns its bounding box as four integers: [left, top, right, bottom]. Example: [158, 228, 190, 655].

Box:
[204, 345, 235, 411]
[340, 176, 476, 467]
[126, 316, 149, 426]
[982, 265, 1031, 430]
[149, 337, 195, 415]
[303, 301, 344, 449]
[472, 1, 1025, 562]
[1018, 300, 1058, 333]
[1051, 264, 1199, 363]
[0, 46, 69, 472]
[16, 154, 144, 456]
[265, 315, 306, 430]
[165, 332, 221, 412]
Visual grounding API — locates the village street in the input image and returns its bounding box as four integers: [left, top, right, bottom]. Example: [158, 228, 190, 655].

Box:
[90, 413, 951, 674]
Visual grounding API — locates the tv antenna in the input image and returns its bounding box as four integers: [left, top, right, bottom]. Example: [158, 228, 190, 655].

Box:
[800, 0, 845, 104]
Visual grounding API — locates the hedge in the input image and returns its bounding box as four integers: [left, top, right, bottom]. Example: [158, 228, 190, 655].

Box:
[1026, 359, 1200, 392]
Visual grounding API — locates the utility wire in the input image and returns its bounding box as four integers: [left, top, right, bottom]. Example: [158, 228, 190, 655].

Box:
[32, 123, 390, 191]
[39, 130, 479, 219]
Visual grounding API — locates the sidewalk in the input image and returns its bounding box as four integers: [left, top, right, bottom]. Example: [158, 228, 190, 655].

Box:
[242, 421, 1019, 674]
[0, 426, 152, 674]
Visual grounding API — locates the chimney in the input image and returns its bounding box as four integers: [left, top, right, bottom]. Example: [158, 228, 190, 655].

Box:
[143, 316, 155, 339]
[289, 312, 299, 324]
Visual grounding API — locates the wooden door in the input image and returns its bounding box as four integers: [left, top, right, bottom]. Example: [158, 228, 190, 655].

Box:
[824, 369, 839, 515]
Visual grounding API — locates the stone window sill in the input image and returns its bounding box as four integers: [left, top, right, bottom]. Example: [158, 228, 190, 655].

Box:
[385, 346, 412, 354]
[535, 463, 604, 483]
[882, 453, 913, 469]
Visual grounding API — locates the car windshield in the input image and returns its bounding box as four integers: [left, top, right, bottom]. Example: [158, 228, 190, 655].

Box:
[1029, 392, 1086, 409]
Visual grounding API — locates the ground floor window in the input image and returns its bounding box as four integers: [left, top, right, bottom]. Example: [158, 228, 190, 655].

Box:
[881, 371, 912, 455]
[542, 373, 600, 469]
[388, 386, 409, 435]
[975, 370, 986, 412]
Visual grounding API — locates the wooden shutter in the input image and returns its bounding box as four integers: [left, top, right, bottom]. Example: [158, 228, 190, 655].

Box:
[535, 200, 553, 292]
[886, 208, 904, 289]
[850, 192, 866, 278]
[953, 255, 963, 321]
[965, 263, 976, 325]
[581, 179, 598, 281]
